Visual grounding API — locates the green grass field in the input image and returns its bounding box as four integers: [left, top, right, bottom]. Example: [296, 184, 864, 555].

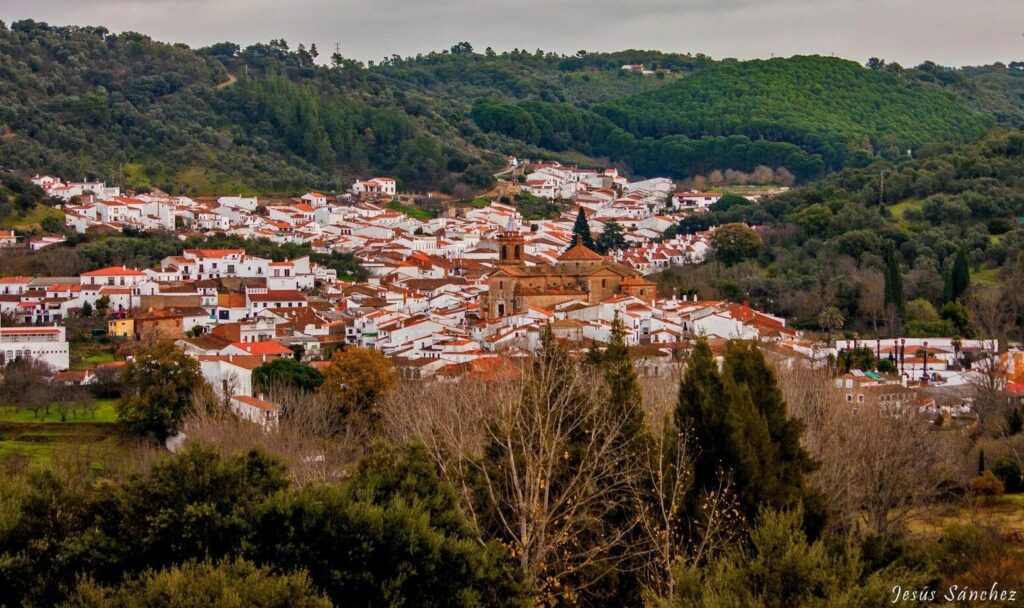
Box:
[0, 398, 122, 464]
[68, 340, 120, 370]
[387, 200, 434, 220]
[0, 203, 63, 229]
[0, 398, 118, 423]
[905, 494, 1024, 541]
[122, 162, 259, 197]
[971, 265, 1000, 286]
[888, 198, 923, 230]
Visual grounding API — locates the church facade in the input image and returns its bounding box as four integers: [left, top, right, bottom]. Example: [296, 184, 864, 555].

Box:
[481, 231, 658, 319]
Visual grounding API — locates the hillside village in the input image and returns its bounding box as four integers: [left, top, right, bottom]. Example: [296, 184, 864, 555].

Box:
[3, 17, 1024, 604]
[1, 162, 1020, 427]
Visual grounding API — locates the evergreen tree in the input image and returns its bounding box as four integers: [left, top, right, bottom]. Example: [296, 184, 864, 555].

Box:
[67, 559, 332, 608]
[680, 509, 926, 608]
[569, 207, 595, 251]
[675, 339, 819, 525]
[595, 220, 627, 254]
[722, 342, 818, 510]
[944, 247, 971, 303]
[883, 242, 905, 322]
[1007, 407, 1024, 436]
[117, 342, 204, 441]
[585, 316, 648, 605]
[599, 315, 646, 442]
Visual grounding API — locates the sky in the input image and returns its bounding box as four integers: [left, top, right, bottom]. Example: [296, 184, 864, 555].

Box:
[2, 0, 1021, 67]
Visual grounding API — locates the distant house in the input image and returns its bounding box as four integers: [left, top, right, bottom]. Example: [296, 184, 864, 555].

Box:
[0, 326, 70, 370]
[0, 230, 20, 248]
[230, 395, 280, 431]
[673, 191, 721, 208]
[79, 266, 148, 287]
[300, 192, 329, 207]
[218, 196, 259, 212]
[351, 177, 397, 198]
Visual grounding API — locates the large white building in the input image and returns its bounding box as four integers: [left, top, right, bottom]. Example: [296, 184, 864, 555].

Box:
[351, 177, 397, 198]
[0, 326, 70, 371]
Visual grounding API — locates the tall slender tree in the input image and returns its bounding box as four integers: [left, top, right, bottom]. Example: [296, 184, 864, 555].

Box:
[944, 246, 971, 303]
[569, 207, 595, 251]
[597, 315, 646, 442]
[883, 241, 905, 327]
[675, 339, 820, 528]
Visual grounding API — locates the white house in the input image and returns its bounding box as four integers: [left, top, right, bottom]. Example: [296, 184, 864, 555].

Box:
[218, 196, 259, 212]
[0, 326, 70, 371]
[352, 177, 397, 198]
[230, 395, 280, 431]
[79, 266, 149, 288]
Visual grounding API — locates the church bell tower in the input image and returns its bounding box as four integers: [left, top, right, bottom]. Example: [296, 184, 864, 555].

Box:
[497, 216, 524, 265]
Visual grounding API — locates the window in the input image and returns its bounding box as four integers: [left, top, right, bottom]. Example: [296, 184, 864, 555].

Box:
[845, 394, 853, 402]
[857, 395, 865, 403]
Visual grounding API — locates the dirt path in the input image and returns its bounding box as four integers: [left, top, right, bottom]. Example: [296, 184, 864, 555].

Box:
[215, 73, 238, 90]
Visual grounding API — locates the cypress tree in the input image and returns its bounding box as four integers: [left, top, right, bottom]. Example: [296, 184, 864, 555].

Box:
[1007, 407, 1024, 436]
[722, 342, 818, 509]
[601, 315, 646, 442]
[676, 339, 820, 526]
[945, 247, 971, 303]
[569, 207, 595, 251]
[589, 316, 648, 605]
[883, 242, 905, 321]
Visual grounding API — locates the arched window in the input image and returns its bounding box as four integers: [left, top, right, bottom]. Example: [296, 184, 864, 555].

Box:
[514, 245, 521, 259]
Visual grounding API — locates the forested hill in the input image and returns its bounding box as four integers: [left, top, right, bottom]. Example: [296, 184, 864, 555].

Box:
[599, 56, 992, 168]
[0, 21, 504, 195]
[657, 128, 1024, 335]
[368, 48, 720, 105]
[0, 19, 1021, 195]
[471, 56, 1001, 182]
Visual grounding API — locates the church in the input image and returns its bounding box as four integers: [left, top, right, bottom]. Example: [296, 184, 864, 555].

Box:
[482, 227, 658, 319]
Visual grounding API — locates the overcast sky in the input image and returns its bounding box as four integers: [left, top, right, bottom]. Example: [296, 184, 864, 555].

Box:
[2, 0, 1021, 67]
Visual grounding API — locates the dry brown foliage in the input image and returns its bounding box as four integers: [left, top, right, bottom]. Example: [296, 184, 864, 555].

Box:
[183, 382, 366, 485]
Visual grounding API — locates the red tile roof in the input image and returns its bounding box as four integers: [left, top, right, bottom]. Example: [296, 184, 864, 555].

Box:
[81, 266, 146, 277]
[228, 341, 294, 356]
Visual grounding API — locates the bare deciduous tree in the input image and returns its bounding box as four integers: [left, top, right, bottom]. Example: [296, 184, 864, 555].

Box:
[476, 357, 641, 602]
[385, 352, 645, 603]
[777, 362, 962, 535]
[184, 382, 363, 485]
[630, 416, 741, 602]
[857, 270, 886, 337]
[1, 357, 55, 418]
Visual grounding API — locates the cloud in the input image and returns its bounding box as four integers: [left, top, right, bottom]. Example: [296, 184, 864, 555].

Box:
[1, 0, 1019, 66]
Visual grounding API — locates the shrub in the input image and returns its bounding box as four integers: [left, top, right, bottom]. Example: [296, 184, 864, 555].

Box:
[968, 470, 1004, 497]
[991, 458, 1022, 493]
